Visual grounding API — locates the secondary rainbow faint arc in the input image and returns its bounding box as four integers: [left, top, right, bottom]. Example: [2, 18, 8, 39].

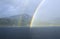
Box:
[30, 0, 46, 27]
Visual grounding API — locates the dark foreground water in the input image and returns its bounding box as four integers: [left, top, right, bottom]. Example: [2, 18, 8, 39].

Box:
[0, 27, 60, 39]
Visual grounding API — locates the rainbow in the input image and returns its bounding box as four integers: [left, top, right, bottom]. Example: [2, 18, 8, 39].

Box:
[30, 0, 45, 27]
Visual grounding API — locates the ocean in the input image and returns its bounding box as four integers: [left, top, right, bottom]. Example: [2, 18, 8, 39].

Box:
[0, 26, 60, 39]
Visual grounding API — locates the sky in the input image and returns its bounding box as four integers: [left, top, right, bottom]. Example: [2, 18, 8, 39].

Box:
[0, 0, 42, 18]
[33, 0, 60, 22]
[0, 0, 60, 27]
[31, 0, 60, 26]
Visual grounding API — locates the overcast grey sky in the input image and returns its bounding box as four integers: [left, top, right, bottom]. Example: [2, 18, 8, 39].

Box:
[0, 0, 60, 22]
[0, 0, 42, 18]
[33, 0, 60, 22]
[31, 0, 60, 26]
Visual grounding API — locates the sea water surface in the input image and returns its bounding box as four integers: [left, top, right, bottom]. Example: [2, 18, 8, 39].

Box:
[0, 26, 60, 39]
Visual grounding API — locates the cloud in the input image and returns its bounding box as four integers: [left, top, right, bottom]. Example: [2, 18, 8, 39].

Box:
[0, 0, 42, 18]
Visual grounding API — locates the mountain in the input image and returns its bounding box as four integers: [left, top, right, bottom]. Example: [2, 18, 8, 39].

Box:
[0, 14, 32, 27]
